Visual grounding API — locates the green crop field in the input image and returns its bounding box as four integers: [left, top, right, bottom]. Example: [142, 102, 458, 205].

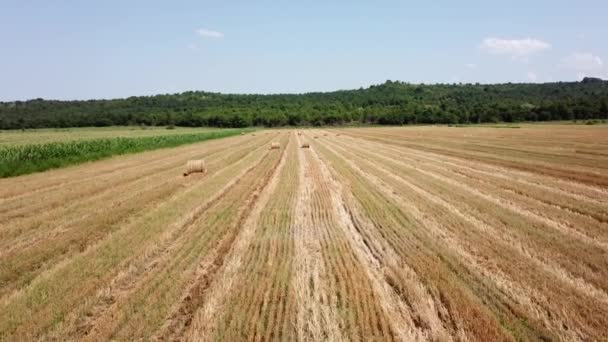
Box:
[0, 126, 221, 146]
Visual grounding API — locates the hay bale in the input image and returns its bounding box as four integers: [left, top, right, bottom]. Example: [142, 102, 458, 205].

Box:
[314, 136, 319, 139]
[301, 142, 310, 148]
[252, 133, 256, 136]
[270, 142, 280, 149]
[184, 159, 206, 176]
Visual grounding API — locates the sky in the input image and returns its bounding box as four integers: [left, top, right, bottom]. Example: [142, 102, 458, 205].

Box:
[1, 0, 607, 100]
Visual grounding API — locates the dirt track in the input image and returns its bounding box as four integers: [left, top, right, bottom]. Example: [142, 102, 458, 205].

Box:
[1, 126, 608, 340]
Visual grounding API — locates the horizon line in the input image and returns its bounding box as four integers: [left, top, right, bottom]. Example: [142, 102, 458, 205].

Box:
[1, 78, 603, 103]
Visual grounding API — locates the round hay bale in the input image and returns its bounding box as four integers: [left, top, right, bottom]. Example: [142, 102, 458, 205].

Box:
[270, 142, 280, 149]
[301, 143, 310, 148]
[184, 159, 206, 176]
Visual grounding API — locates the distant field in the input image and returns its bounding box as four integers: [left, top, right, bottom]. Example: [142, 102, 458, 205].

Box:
[1, 125, 607, 340]
[0, 126, 219, 146]
[0, 127, 249, 177]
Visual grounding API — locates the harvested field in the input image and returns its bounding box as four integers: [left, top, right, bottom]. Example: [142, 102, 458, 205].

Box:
[1, 125, 608, 340]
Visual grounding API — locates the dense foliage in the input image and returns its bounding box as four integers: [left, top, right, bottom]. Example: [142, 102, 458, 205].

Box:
[0, 129, 248, 177]
[1, 80, 608, 129]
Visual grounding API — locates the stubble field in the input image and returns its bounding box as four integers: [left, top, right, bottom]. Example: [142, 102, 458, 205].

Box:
[1, 125, 607, 341]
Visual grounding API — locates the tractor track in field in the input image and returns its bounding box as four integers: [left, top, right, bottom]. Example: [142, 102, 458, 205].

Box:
[157, 134, 290, 341]
[291, 134, 346, 342]
[305, 135, 434, 341]
[185, 133, 299, 341]
[299, 134, 397, 341]
[182, 134, 297, 341]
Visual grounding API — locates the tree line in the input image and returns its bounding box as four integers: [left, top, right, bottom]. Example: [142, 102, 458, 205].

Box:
[1, 79, 607, 129]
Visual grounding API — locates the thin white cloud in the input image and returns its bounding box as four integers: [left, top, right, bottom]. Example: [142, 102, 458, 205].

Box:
[527, 71, 538, 82]
[481, 38, 551, 58]
[465, 63, 477, 69]
[560, 52, 603, 71]
[196, 28, 224, 39]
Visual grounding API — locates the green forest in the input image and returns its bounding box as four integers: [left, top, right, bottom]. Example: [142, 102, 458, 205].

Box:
[1, 79, 607, 129]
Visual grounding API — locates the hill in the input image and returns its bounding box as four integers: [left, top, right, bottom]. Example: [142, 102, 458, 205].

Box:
[1, 80, 607, 129]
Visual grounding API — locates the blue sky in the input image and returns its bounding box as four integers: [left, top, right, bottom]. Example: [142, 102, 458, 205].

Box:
[1, 0, 607, 100]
